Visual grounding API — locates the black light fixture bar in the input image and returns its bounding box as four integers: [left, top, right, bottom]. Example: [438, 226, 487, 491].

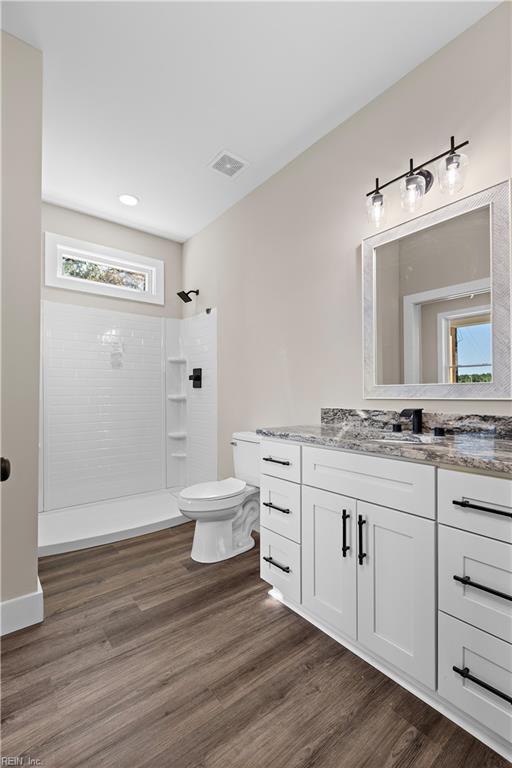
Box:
[366, 136, 469, 197]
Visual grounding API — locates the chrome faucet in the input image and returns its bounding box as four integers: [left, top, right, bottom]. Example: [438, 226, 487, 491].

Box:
[400, 408, 423, 434]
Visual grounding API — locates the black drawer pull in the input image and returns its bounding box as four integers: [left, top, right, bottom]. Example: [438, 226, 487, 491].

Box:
[263, 457, 291, 466]
[342, 510, 350, 557]
[262, 501, 291, 514]
[452, 666, 512, 705]
[357, 515, 366, 565]
[452, 499, 512, 519]
[263, 556, 290, 574]
[453, 575, 512, 602]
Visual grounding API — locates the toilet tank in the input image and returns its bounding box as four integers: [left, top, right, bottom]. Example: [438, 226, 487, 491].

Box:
[232, 432, 261, 487]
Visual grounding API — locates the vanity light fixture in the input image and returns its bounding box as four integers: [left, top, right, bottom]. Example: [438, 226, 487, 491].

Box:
[367, 178, 385, 227]
[366, 136, 469, 224]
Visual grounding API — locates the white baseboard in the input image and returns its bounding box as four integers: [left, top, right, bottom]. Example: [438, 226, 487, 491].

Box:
[0, 579, 44, 636]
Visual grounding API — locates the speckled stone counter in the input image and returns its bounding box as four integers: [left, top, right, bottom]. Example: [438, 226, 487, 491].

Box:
[257, 414, 512, 477]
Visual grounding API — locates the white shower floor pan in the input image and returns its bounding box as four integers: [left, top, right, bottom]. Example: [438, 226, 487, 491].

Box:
[38, 489, 187, 556]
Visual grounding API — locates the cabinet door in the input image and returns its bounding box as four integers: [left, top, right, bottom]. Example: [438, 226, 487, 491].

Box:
[357, 502, 436, 689]
[302, 486, 357, 639]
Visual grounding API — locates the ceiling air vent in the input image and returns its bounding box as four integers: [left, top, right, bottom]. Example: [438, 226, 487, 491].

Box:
[209, 151, 247, 178]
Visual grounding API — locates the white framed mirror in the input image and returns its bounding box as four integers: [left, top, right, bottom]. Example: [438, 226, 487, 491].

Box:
[363, 181, 511, 399]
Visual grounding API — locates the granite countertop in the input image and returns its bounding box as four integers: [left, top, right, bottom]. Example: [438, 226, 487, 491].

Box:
[256, 423, 512, 477]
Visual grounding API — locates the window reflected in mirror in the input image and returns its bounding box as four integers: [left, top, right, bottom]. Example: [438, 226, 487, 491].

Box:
[447, 312, 491, 383]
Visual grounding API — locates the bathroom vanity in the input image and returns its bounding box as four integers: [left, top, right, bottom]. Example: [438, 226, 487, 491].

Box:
[257, 412, 512, 761]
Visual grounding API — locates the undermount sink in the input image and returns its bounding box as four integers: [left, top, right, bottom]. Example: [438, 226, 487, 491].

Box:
[374, 434, 441, 445]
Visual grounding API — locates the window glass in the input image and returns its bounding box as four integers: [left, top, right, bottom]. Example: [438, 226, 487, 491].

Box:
[62, 255, 148, 292]
[449, 314, 491, 383]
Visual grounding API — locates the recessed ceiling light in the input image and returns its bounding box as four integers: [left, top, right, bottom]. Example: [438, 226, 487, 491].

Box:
[119, 193, 139, 206]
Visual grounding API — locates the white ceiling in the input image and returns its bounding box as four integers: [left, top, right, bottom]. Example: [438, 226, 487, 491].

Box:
[3, 1, 497, 242]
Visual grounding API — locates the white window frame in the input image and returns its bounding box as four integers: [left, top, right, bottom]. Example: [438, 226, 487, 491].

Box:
[402, 277, 490, 384]
[437, 305, 492, 384]
[45, 232, 165, 305]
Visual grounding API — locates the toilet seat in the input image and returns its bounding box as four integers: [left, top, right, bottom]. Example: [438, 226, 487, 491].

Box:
[180, 477, 246, 502]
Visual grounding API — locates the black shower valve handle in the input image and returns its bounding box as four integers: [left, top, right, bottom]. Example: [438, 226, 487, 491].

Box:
[188, 368, 202, 388]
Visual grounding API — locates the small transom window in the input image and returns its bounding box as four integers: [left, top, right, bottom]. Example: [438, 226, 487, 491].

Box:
[45, 233, 164, 305]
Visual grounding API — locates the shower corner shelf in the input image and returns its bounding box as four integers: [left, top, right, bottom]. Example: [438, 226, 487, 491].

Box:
[168, 432, 187, 439]
[171, 452, 187, 459]
[167, 357, 186, 364]
[167, 394, 187, 401]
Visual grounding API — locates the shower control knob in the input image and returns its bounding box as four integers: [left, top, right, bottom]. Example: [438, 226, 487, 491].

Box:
[188, 368, 202, 388]
[1, 457, 11, 482]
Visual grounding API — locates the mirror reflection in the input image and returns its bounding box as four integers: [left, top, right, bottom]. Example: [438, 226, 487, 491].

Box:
[375, 207, 491, 385]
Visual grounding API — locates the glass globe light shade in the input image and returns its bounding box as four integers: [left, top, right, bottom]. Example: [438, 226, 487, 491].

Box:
[367, 191, 385, 227]
[438, 151, 468, 195]
[400, 173, 426, 213]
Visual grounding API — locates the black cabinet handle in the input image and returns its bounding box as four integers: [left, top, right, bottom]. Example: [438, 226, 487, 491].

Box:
[262, 457, 291, 466]
[452, 499, 512, 519]
[453, 575, 512, 602]
[357, 515, 366, 565]
[342, 510, 350, 557]
[263, 556, 290, 574]
[262, 501, 290, 514]
[452, 666, 512, 705]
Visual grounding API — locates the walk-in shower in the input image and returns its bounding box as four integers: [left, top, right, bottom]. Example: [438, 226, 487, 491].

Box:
[38, 301, 217, 555]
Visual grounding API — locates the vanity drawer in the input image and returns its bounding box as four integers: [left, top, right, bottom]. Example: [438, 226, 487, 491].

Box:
[438, 469, 512, 543]
[260, 439, 301, 483]
[302, 447, 435, 519]
[260, 528, 301, 604]
[438, 611, 512, 743]
[439, 525, 512, 643]
[260, 476, 301, 543]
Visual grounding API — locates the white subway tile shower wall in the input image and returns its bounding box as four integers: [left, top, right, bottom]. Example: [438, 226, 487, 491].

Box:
[42, 301, 165, 510]
[180, 310, 218, 486]
[42, 302, 218, 513]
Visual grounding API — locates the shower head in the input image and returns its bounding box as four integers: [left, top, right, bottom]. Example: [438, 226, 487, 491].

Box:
[177, 289, 199, 303]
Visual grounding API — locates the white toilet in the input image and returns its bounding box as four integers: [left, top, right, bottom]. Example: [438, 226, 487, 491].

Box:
[178, 432, 260, 563]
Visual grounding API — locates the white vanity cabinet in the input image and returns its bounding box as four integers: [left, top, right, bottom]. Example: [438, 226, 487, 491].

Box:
[261, 442, 436, 688]
[259, 437, 512, 761]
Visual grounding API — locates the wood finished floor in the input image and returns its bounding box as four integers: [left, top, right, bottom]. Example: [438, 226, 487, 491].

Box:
[1, 523, 508, 768]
